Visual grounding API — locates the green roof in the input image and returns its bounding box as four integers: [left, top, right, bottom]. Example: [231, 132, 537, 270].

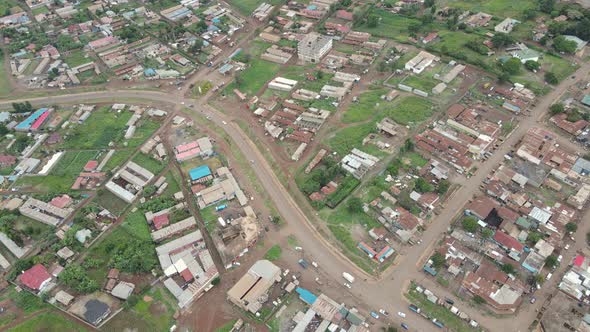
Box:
[516, 217, 531, 229]
[513, 48, 540, 60]
[582, 95, 590, 106]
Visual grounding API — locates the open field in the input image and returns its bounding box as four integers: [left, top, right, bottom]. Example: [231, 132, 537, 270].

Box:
[132, 153, 165, 175]
[357, 9, 420, 41]
[7, 311, 88, 332]
[230, 58, 280, 96]
[103, 287, 176, 332]
[226, 0, 285, 15]
[59, 107, 132, 149]
[95, 189, 129, 216]
[101, 149, 134, 172]
[64, 50, 92, 68]
[438, 0, 537, 18]
[0, 57, 13, 97]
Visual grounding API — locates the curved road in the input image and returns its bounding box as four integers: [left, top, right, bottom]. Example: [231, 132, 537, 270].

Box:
[2, 60, 590, 332]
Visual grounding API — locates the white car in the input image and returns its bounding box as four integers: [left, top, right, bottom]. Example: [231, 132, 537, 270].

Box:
[398, 312, 406, 318]
[379, 309, 389, 316]
[222, 121, 227, 125]
[343, 283, 351, 289]
[558, 255, 563, 263]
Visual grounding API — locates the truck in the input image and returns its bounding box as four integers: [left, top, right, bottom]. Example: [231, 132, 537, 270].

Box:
[342, 272, 355, 283]
[432, 319, 444, 328]
[298, 259, 309, 269]
[215, 205, 227, 211]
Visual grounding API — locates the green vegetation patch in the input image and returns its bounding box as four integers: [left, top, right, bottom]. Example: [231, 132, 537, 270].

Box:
[264, 245, 282, 261]
[227, 0, 285, 15]
[60, 107, 132, 149]
[132, 153, 165, 175]
[358, 9, 420, 41]
[8, 311, 88, 332]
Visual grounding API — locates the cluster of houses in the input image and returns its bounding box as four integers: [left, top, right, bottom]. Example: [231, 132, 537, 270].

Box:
[423, 126, 589, 312]
[227, 259, 372, 331]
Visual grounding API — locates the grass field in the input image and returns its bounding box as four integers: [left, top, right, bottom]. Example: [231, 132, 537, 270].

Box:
[101, 149, 134, 172]
[226, 0, 285, 15]
[385, 96, 434, 125]
[358, 9, 421, 41]
[60, 107, 132, 149]
[264, 245, 282, 261]
[231, 58, 280, 96]
[15, 150, 99, 191]
[342, 88, 391, 123]
[121, 209, 151, 241]
[439, 0, 536, 18]
[8, 312, 88, 332]
[64, 50, 91, 68]
[0, 0, 19, 17]
[132, 153, 165, 175]
[541, 54, 578, 81]
[215, 320, 238, 332]
[0, 57, 13, 97]
[95, 189, 129, 216]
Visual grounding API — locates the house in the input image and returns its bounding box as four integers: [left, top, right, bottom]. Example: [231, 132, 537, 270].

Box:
[511, 48, 540, 63]
[83, 299, 111, 326]
[422, 32, 438, 44]
[227, 260, 281, 313]
[111, 281, 135, 300]
[563, 35, 587, 53]
[19, 264, 51, 292]
[298, 33, 333, 63]
[405, 51, 439, 74]
[493, 230, 524, 260]
[0, 155, 17, 167]
[152, 213, 170, 230]
[495, 18, 520, 33]
[55, 290, 74, 306]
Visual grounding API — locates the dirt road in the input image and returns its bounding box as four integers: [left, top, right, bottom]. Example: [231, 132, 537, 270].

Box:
[2, 56, 590, 332]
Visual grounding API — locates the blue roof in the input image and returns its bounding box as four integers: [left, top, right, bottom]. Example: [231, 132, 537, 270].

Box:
[15, 108, 47, 130]
[582, 95, 590, 106]
[207, 25, 219, 32]
[144, 68, 156, 76]
[295, 287, 317, 305]
[219, 64, 233, 74]
[423, 265, 438, 276]
[189, 165, 212, 181]
[307, 5, 317, 10]
[212, 18, 221, 23]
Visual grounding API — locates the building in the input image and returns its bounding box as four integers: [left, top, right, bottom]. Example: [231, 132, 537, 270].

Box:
[298, 33, 333, 63]
[495, 18, 519, 33]
[111, 281, 135, 300]
[563, 35, 587, 53]
[405, 51, 439, 74]
[19, 264, 51, 292]
[227, 260, 281, 313]
[19, 197, 74, 227]
[511, 48, 540, 63]
[341, 149, 380, 179]
[83, 300, 110, 326]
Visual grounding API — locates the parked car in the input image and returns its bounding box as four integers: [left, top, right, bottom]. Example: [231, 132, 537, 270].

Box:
[445, 298, 455, 305]
[401, 323, 409, 330]
[398, 312, 406, 318]
[370, 312, 379, 319]
[343, 283, 351, 289]
[530, 297, 536, 304]
[379, 309, 389, 316]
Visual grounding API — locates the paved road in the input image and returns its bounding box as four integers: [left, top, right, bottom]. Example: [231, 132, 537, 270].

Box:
[2, 61, 590, 332]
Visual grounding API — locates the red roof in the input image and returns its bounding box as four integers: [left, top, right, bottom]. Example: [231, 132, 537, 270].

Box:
[493, 230, 524, 252]
[49, 195, 72, 209]
[153, 214, 170, 230]
[19, 264, 51, 290]
[574, 255, 585, 267]
[336, 9, 353, 20]
[84, 160, 98, 171]
[180, 268, 193, 282]
[0, 155, 17, 166]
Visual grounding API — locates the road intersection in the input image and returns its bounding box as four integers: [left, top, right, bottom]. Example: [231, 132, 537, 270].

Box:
[2, 50, 590, 332]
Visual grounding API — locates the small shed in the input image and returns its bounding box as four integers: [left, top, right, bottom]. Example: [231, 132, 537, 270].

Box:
[55, 290, 74, 306]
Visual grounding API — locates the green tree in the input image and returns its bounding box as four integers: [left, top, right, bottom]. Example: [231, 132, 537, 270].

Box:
[482, 228, 494, 239]
[545, 255, 558, 269]
[566, 222, 578, 233]
[347, 197, 363, 213]
[501, 58, 521, 75]
[539, 0, 556, 14]
[430, 252, 445, 269]
[501, 263, 516, 275]
[462, 216, 478, 233]
[550, 103, 565, 115]
[545, 71, 558, 85]
[491, 33, 515, 48]
[553, 35, 578, 54]
[524, 60, 541, 71]
[367, 14, 380, 28]
[59, 264, 99, 293]
[437, 179, 450, 194]
[415, 178, 434, 193]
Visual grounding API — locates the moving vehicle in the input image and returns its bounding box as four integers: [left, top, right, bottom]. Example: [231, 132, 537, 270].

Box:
[530, 297, 536, 304]
[342, 272, 355, 283]
[370, 312, 379, 319]
[379, 309, 389, 316]
[401, 323, 409, 330]
[398, 312, 406, 318]
[432, 319, 444, 328]
[343, 283, 351, 289]
[409, 304, 421, 313]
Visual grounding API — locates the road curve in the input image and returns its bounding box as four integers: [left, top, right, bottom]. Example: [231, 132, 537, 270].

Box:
[2, 60, 590, 332]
